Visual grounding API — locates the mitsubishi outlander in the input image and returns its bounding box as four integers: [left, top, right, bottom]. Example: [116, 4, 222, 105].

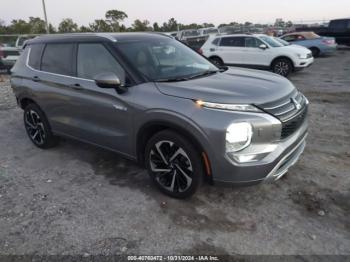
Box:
[11, 33, 308, 198]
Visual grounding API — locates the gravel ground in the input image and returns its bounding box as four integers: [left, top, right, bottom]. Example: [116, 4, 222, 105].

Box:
[0, 49, 349, 256]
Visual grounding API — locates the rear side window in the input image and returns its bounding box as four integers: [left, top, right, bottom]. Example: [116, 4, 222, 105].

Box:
[41, 43, 75, 76]
[212, 38, 220, 46]
[28, 44, 44, 70]
[220, 37, 244, 47]
[77, 43, 125, 83]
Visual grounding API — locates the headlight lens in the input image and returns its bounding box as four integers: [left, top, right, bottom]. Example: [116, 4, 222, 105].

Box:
[297, 53, 308, 59]
[196, 100, 262, 113]
[226, 122, 253, 152]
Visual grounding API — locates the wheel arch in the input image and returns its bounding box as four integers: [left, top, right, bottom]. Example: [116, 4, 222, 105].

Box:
[208, 55, 224, 61]
[270, 56, 295, 69]
[136, 120, 212, 179]
[19, 97, 39, 110]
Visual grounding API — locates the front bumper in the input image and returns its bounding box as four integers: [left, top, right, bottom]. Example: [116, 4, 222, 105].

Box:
[295, 57, 314, 70]
[208, 113, 308, 186]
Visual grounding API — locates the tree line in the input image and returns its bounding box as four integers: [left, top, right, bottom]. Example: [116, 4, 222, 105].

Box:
[0, 9, 293, 35]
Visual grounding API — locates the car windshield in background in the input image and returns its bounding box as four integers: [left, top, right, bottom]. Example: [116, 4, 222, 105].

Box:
[204, 28, 219, 35]
[116, 38, 218, 82]
[274, 37, 290, 46]
[259, 35, 284, 47]
[183, 30, 200, 37]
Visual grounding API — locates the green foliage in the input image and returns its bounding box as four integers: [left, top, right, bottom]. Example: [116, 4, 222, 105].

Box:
[58, 18, 78, 33]
[0, 9, 294, 35]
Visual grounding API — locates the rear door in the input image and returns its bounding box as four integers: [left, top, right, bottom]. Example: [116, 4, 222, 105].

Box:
[217, 36, 244, 64]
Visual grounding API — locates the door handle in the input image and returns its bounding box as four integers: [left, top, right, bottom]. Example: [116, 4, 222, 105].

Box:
[31, 76, 40, 82]
[70, 83, 84, 90]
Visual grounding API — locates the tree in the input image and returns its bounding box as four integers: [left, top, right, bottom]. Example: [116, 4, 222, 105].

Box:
[132, 19, 152, 32]
[9, 19, 31, 34]
[105, 9, 128, 32]
[162, 18, 178, 32]
[89, 19, 112, 32]
[79, 25, 91, 32]
[58, 18, 78, 33]
[153, 22, 160, 31]
[28, 17, 47, 34]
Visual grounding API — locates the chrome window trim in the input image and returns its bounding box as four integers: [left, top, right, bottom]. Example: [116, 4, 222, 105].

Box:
[25, 46, 95, 83]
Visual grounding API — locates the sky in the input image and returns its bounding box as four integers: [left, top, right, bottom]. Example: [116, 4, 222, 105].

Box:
[1, 0, 350, 27]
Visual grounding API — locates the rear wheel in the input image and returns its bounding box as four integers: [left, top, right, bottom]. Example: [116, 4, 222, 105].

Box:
[210, 57, 224, 67]
[310, 47, 320, 57]
[23, 103, 58, 149]
[272, 58, 293, 77]
[145, 130, 203, 198]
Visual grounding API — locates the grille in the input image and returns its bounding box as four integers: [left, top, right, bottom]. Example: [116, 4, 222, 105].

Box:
[258, 91, 308, 139]
[281, 107, 307, 139]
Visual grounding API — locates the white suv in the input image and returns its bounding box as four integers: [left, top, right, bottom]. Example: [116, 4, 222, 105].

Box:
[201, 34, 314, 76]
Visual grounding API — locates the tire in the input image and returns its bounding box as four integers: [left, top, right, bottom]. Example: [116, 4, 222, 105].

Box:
[310, 47, 320, 57]
[145, 130, 203, 198]
[272, 58, 293, 77]
[23, 103, 58, 149]
[210, 57, 224, 67]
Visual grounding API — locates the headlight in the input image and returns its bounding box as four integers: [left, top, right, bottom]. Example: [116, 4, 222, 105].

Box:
[196, 100, 262, 113]
[297, 53, 308, 59]
[226, 122, 253, 152]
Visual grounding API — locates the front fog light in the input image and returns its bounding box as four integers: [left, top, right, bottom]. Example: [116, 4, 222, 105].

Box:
[226, 122, 253, 152]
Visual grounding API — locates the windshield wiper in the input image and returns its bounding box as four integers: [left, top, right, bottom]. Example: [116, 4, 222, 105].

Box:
[154, 70, 220, 83]
[154, 77, 190, 82]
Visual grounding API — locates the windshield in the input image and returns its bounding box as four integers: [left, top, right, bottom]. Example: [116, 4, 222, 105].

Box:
[183, 30, 200, 37]
[204, 28, 219, 35]
[116, 37, 218, 82]
[259, 35, 284, 48]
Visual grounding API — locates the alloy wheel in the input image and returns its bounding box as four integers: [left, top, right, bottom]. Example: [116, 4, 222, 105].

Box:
[149, 140, 193, 193]
[24, 110, 46, 145]
[274, 61, 290, 76]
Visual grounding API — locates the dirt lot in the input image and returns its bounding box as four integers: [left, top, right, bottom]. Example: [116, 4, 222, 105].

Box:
[0, 49, 349, 256]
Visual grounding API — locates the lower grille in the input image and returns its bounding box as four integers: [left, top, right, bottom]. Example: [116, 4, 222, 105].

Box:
[281, 107, 308, 139]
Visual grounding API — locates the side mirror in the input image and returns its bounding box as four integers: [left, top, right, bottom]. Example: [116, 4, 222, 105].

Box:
[259, 44, 268, 50]
[94, 72, 127, 94]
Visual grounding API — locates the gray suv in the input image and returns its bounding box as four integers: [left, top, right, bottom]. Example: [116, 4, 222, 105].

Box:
[11, 33, 308, 198]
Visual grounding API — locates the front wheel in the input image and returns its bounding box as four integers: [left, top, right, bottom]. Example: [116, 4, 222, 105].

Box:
[23, 103, 58, 149]
[145, 130, 203, 198]
[210, 57, 224, 67]
[272, 58, 293, 77]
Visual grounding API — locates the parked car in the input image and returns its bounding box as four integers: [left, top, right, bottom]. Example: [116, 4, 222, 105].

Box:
[11, 33, 308, 198]
[281, 32, 337, 57]
[296, 18, 350, 46]
[198, 27, 219, 36]
[0, 45, 20, 73]
[201, 34, 314, 77]
[177, 29, 209, 52]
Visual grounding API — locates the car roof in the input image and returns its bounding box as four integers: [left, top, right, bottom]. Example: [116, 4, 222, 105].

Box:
[26, 32, 172, 45]
[282, 31, 320, 39]
[217, 33, 263, 38]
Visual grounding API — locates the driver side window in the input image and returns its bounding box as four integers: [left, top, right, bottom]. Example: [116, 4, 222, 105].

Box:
[77, 43, 126, 84]
[244, 37, 263, 48]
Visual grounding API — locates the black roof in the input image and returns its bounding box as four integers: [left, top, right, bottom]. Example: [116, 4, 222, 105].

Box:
[26, 32, 172, 45]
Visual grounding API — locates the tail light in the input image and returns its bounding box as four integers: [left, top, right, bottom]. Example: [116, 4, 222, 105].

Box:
[322, 39, 335, 45]
[198, 48, 203, 55]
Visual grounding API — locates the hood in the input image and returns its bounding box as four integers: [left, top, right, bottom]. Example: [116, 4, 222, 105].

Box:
[155, 67, 296, 105]
[290, 44, 310, 51]
[281, 44, 311, 55]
